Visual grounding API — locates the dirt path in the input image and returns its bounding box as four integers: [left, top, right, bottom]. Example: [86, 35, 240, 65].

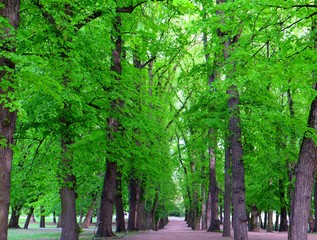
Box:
[124, 217, 317, 240]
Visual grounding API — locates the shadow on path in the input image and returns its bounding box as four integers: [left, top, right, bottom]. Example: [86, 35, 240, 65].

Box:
[124, 217, 317, 240]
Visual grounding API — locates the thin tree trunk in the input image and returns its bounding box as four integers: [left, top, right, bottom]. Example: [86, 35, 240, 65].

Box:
[150, 192, 159, 231]
[249, 205, 259, 232]
[223, 145, 231, 237]
[115, 171, 126, 232]
[128, 177, 138, 231]
[39, 206, 45, 228]
[24, 207, 34, 229]
[206, 192, 211, 228]
[207, 147, 220, 232]
[267, 211, 273, 232]
[81, 201, 95, 229]
[280, 207, 288, 231]
[275, 213, 279, 231]
[279, 179, 288, 232]
[53, 212, 56, 224]
[263, 212, 267, 229]
[201, 184, 207, 230]
[0, 0, 19, 239]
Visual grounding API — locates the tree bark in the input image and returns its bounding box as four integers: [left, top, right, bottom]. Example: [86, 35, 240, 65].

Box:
[136, 198, 149, 230]
[8, 205, 22, 228]
[128, 177, 138, 231]
[150, 192, 159, 231]
[279, 179, 288, 232]
[288, 88, 317, 240]
[39, 206, 45, 228]
[96, 14, 123, 238]
[96, 160, 117, 237]
[24, 207, 34, 229]
[228, 84, 248, 240]
[249, 205, 259, 232]
[275, 213, 279, 231]
[280, 207, 288, 231]
[0, 0, 19, 239]
[59, 131, 78, 240]
[267, 211, 273, 232]
[223, 145, 231, 237]
[201, 184, 207, 230]
[263, 212, 267, 229]
[115, 172, 126, 232]
[207, 147, 220, 232]
[81, 201, 95, 229]
[314, 177, 317, 232]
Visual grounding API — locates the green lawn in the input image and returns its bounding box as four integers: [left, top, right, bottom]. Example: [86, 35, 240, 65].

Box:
[8, 217, 132, 239]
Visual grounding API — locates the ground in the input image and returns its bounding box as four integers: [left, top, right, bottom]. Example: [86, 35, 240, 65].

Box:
[124, 217, 317, 240]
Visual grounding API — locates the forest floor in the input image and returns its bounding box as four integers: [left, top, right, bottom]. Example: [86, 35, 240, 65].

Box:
[124, 217, 317, 240]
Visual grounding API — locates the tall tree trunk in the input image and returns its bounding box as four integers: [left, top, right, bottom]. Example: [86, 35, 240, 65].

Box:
[223, 145, 231, 237]
[288, 89, 317, 240]
[96, 14, 122, 238]
[8, 205, 22, 228]
[228, 83, 248, 240]
[24, 207, 34, 229]
[128, 177, 138, 231]
[115, 171, 126, 232]
[0, 0, 19, 239]
[207, 147, 220, 232]
[59, 133, 78, 240]
[96, 160, 117, 237]
[288, 11, 317, 240]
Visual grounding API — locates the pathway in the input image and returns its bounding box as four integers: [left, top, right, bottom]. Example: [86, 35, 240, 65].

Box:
[124, 217, 317, 240]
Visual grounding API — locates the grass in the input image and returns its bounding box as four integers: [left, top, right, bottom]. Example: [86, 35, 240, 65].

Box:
[8, 216, 134, 240]
[8, 228, 133, 240]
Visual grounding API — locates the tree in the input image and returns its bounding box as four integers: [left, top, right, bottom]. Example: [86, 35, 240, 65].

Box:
[0, 0, 20, 239]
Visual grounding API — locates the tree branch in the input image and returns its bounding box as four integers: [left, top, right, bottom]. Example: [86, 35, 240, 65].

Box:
[116, 0, 165, 13]
[282, 12, 317, 31]
[166, 90, 193, 130]
[32, 0, 57, 27]
[75, 11, 103, 30]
